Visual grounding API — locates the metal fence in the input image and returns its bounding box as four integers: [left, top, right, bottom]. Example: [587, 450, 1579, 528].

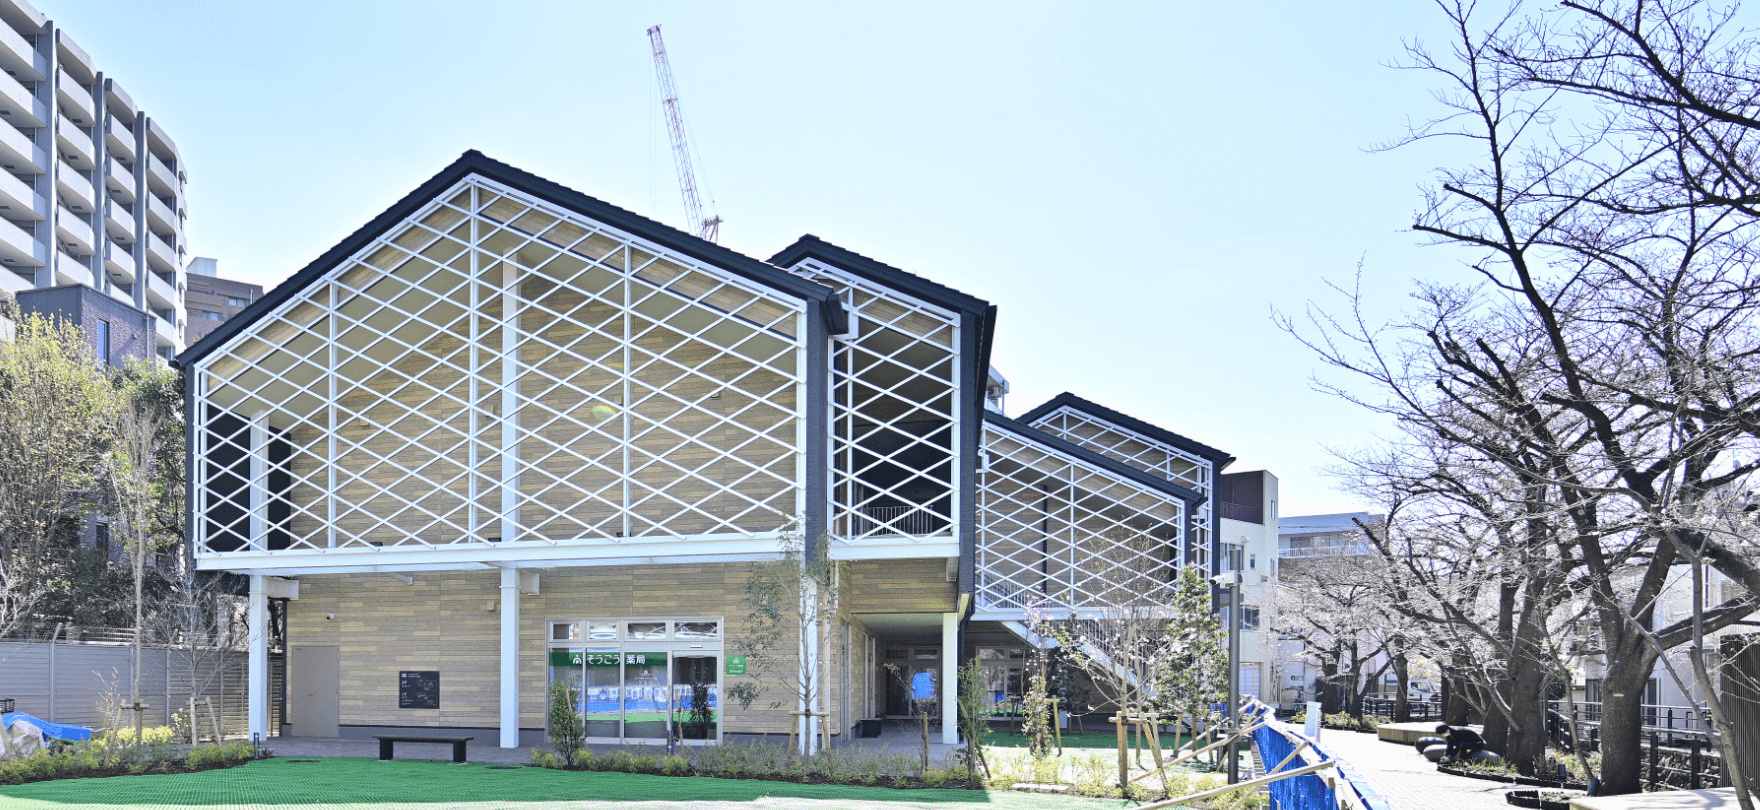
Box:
[1547, 701, 1722, 790]
[0, 628, 282, 738]
[1361, 696, 1442, 721]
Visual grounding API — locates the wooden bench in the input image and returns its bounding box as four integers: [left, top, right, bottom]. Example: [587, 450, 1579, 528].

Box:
[372, 735, 473, 764]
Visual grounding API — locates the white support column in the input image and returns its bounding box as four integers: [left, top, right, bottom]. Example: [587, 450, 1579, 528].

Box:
[247, 575, 268, 740]
[248, 412, 268, 550]
[941, 611, 958, 745]
[499, 567, 520, 748]
[804, 578, 820, 755]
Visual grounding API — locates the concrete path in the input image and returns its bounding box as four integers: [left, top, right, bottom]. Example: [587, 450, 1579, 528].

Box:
[1318, 728, 1520, 810]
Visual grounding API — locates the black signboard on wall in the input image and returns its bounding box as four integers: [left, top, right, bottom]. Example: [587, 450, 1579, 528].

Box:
[399, 671, 439, 709]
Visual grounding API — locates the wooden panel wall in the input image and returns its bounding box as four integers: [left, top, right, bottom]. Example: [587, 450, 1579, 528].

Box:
[288, 559, 949, 736]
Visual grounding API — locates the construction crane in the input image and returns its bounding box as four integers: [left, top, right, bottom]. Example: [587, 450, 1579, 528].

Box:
[647, 25, 722, 243]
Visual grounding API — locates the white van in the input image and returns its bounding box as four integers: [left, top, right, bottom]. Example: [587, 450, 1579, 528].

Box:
[1409, 679, 1437, 703]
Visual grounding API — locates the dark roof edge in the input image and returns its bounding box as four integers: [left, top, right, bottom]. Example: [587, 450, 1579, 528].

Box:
[1016, 392, 1236, 468]
[766, 235, 992, 316]
[984, 411, 1205, 504]
[177, 150, 844, 368]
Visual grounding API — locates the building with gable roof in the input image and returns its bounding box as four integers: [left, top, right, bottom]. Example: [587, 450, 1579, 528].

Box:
[179, 152, 1245, 748]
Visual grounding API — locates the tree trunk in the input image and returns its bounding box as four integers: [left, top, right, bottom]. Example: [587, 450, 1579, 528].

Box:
[1393, 652, 1411, 723]
[1596, 650, 1659, 796]
[1320, 652, 1345, 715]
[1443, 673, 1471, 725]
[1503, 656, 1550, 776]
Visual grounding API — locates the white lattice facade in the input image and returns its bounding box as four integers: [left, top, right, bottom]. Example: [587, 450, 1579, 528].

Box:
[190, 176, 813, 571]
[179, 154, 1237, 747]
[974, 417, 1200, 619]
[782, 258, 962, 556]
[1027, 404, 1219, 576]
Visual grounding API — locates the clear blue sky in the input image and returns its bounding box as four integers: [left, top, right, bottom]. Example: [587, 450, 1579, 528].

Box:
[53, 1, 1495, 516]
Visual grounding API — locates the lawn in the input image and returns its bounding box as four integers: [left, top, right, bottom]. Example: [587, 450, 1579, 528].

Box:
[984, 730, 1192, 751]
[0, 757, 1134, 810]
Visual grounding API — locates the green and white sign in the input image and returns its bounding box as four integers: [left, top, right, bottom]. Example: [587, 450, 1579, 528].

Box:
[548, 650, 667, 668]
[725, 655, 747, 676]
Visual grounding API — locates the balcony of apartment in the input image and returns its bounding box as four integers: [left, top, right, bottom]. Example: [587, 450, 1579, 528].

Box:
[0, 113, 40, 173]
[103, 239, 134, 285]
[52, 248, 91, 287]
[104, 276, 133, 307]
[0, 17, 46, 84]
[146, 152, 177, 199]
[0, 166, 41, 222]
[0, 214, 41, 268]
[56, 163, 95, 213]
[55, 116, 94, 171]
[106, 156, 135, 204]
[104, 79, 136, 126]
[55, 70, 95, 126]
[1277, 538, 1373, 559]
[0, 68, 45, 129]
[54, 210, 93, 257]
[103, 198, 131, 241]
[146, 194, 179, 241]
[104, 114, 134, 163]
[146, 269, 177, 311]
[154, 310, 180, 350]
[145, 230, 176, 273]
[55, 32, 94, 87]
[146, 119, 179, 165]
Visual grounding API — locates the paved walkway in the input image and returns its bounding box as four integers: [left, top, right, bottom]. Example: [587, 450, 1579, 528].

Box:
[1318, 729, 1519, 810]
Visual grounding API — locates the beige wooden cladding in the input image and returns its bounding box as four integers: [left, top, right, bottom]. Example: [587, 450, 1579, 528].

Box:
[287, 560, 958, 735]
[841, 559, 957, 614]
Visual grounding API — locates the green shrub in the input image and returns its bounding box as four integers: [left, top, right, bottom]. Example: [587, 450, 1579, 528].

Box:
[922, 767, 953, 788]
[662, 754, 690, 776]
[546, 680, 586, 767]
[530, 750, 560, 769]
[186, 741, 255, 769]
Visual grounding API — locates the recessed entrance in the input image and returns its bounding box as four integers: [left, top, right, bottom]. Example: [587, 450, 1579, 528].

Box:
[547, 617, 722, 745]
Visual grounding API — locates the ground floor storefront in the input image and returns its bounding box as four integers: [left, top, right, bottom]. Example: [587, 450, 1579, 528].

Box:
[259, 559, 1003, 748]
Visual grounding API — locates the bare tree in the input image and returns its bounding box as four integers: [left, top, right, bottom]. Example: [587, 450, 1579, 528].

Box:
[734, 526, 843, 757]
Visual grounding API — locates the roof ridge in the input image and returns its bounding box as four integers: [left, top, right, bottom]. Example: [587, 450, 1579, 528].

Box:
[767, 234, 991, 314]
[1016, 391, 1235, 466]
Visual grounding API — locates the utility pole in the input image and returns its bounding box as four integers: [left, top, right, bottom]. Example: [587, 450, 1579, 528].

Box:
[647, 25, 723, 242]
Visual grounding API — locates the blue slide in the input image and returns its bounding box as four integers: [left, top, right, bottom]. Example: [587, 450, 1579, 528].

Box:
[2, 712, 94, 743]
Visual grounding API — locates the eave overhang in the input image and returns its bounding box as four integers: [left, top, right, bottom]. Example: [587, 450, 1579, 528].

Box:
[982, 411, 1205, 505]
[1016, 391, 1236, 470]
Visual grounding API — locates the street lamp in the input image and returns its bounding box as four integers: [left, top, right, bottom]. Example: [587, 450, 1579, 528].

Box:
[1211, 546, 1244, 785]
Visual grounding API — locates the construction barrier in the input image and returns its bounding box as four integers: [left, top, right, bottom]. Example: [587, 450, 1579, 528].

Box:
[1242, 700, 1393, 810]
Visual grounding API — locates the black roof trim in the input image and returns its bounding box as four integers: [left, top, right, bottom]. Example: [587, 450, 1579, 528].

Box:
[176, 150, 845, 368]
[1016, 392, 1236, 468]
[983, 411, 1205, 505]
[767, 235, 992, 316]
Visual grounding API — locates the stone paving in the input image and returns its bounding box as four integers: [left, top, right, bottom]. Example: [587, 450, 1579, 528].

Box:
[1317, 729, 1519, 810]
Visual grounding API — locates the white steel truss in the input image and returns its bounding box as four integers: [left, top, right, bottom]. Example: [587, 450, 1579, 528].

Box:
[976, 422, 1188, 615]
[785, 260, 960, 547]
[1027, 406, 1214, 575]
[192, 177, 809, 566]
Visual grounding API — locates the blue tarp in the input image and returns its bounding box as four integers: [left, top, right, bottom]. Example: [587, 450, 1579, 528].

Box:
[2, 712, 93, 743]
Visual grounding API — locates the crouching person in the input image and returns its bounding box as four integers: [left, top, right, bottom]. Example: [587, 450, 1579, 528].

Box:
[1435, 723, 1488, 763]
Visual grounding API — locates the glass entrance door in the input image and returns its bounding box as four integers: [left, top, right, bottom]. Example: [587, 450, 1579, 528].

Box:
[673, 654, 720, 743]
[622, 650, 669, 740]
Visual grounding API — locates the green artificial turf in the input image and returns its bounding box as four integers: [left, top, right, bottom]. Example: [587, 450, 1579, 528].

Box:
[0, 757, 1133, 809]
[984, 730, 1192, 751]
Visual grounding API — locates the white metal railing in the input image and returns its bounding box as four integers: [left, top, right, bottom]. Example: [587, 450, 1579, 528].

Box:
[846, 504, 945, 537]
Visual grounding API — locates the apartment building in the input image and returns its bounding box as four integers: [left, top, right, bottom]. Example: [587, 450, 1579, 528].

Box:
[177, 151, 1237, 748]
[184, 257, 263, 345]
[0, 0, 189, 361]
[1216, 470, 1279, 705]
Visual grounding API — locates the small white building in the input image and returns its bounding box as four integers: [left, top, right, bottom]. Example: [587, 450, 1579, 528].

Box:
[1217, 470, 1279, 705]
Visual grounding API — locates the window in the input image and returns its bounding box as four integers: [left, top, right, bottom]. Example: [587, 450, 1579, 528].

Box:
[227, 296, 249, 307]
[94, 521, 111, 556]
[1221, 605, 1261, 631]
[193, 309, 224, 321]
[92, 319, 110, 365]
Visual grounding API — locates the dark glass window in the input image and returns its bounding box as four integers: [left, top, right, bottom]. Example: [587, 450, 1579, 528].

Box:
[93, 319, 110, 364]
